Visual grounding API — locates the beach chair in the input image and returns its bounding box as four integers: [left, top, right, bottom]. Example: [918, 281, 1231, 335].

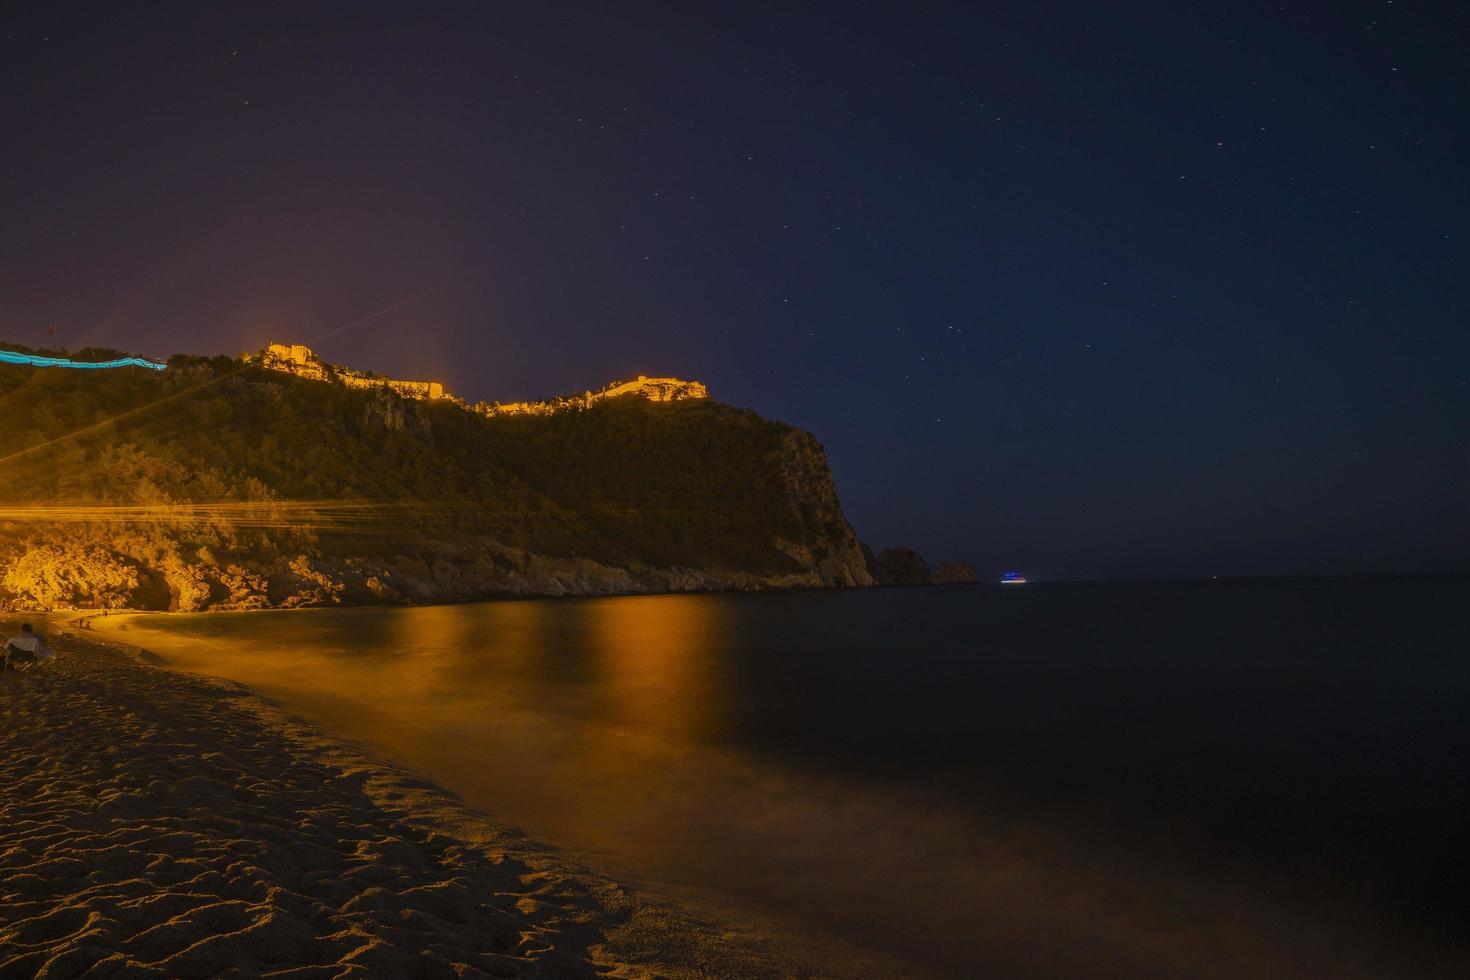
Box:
[3, 643, 35, 671]
[3, 636, 54, 671]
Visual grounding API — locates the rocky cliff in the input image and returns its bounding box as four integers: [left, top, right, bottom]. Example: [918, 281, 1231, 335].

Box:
[930, 560, 978, 585]
[0, 348, 873, 611]
[862, 546, 978, 586]
[864, 546, 933, 586]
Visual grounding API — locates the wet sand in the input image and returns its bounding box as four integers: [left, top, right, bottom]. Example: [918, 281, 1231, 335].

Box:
[0, 631, 835, 978]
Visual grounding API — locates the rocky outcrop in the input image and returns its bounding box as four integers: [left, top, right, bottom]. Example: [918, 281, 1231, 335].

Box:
[862, 546, 978, 587]
[866, 547, 932, 586]
[930, 560, 978, 584]
[771, 430, 875, 588]
[1, 545, 141, 609]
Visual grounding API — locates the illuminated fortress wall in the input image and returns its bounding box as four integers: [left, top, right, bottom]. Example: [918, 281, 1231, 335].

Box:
[254, 343, 448, 400]
[252, 343, 705, 414]
[477, 376, 709, 417]
[339, 374, 445, 400]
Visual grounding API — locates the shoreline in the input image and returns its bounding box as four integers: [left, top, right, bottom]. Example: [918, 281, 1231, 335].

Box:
[18, 581, 976, 630]
[17, 580, 882, 622]
[0, 627, 862, 978]
[13, 570, 1468, 623]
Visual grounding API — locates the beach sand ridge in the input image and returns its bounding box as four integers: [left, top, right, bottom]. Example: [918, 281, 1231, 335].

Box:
[0, 634, 816, 979]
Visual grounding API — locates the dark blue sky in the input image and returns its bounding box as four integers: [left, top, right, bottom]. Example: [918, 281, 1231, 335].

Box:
[2, 1, 1466, 579]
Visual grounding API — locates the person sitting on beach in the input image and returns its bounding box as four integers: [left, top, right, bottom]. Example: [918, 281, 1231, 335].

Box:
[4, 624, 55, 671]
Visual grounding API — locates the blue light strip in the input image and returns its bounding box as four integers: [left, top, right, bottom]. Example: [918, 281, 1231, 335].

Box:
[0, 349, 166, 371]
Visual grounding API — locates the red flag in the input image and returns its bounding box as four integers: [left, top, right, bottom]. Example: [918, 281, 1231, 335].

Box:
[47, 322, 56, 336]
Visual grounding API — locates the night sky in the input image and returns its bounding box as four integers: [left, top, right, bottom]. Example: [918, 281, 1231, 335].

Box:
[3, 2, 1466, 580]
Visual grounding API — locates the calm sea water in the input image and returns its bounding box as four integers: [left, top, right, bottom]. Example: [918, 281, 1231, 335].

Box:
[90, 579, 1468, 977]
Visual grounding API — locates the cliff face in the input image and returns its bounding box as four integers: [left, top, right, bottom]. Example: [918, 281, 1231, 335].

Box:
[861, 547, 978, 586]
[771, 430, 874, 588]
[930, 561, 978, 585]
[0, 353, 872, 610]
[866, 547, 932, 586]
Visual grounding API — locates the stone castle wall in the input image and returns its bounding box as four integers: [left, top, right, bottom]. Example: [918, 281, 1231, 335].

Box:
[253, 344, 704, 415]
[255, 344, 448, 401]
[477, 375, 708, 417]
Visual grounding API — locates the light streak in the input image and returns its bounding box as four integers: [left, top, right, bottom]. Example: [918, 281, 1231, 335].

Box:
[0, 500, 448, 531]
[0, 277, 454, 469]
[0, 364, 255, 467]
[0, 350, 165, 371]
[306, 277, 454, 345]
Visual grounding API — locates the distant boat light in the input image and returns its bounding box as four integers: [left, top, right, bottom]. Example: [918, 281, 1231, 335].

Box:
[1001, 571, 1027, 584]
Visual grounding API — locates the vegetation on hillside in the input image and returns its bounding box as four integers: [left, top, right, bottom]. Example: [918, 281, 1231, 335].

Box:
[0, 350, 866, 609]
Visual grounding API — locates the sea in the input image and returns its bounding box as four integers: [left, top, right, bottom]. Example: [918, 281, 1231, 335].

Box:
[88, 577, 1469, 977]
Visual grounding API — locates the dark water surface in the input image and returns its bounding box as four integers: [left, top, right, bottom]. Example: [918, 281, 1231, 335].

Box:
[92, 579, 1469, 977]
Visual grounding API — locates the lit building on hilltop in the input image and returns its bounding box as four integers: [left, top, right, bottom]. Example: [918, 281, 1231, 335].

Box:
[253, 343, 449, 401]
[257, 343, 328, 381]
[275, 343, 313, 366]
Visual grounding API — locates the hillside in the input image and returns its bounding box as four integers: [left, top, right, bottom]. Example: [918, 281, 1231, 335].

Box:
[0, 348, 873, 610]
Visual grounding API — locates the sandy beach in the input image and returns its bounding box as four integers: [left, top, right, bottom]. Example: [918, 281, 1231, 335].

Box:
[0, 629, 821, 979]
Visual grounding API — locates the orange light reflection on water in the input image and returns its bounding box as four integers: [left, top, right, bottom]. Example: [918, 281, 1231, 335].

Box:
[78, 596, 1423, 980]
[585, 594, 725, 744]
